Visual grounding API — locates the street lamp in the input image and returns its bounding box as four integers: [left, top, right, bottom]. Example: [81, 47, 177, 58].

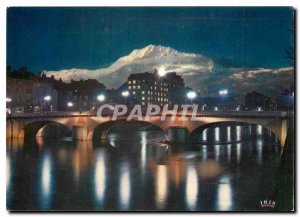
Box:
[44, 95, 51, 112]
[6, 97, 12, 103]
[67, 102, 73, 111]
[44, 95, 51, 101]
[97, 94, 105, 110]
[219, 89, 228, 96]
[187, 91, 197, 105]
[97, 94, 105, 102]
[122, 91, 129, 104]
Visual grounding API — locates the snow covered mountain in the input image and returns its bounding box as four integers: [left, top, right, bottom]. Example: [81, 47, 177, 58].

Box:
[44, 45, 214, 88]
[44, 45, 294, 97]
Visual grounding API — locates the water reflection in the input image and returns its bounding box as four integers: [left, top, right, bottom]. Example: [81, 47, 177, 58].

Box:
[39, 151, 54, 209]
[6, 155, 12, 206]
[257, 125, 262, 135]
[215, 145, 220, 162]
[72, 141, 93, 182]
[236, 126, 241, 141]
[215, 127, 220, 142]
[227, 126, 231, 142]
[217, 176, 233, 211]
[108, 133, 117, 147]
[6, 123, 281, 211]
[185, 164, 198, 210]
[94, 149, 106, 207]
[155, 165, 169, 209]
[141, 132, 147, 174]
[236, 143, 242, 164]
[227, 144, 231, 163]
[256, 139, 263, 165]
[202, 129, 207, 141]
[202, 145, 207, 161]
[119, 162, 131, 210]
[6, 156, 11, 191]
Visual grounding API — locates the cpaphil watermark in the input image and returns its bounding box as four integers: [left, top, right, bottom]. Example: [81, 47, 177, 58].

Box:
[97, 104, 202, 121]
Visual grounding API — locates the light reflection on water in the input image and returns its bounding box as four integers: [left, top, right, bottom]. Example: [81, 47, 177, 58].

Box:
[202, 129, 207, 141]
[155, 165, 168, 210]
[39, 151, 54, 209]
[119, 162, 131, 210]
[6, 156, 11, 192]
[217, 176, 233, 211]
[7, 123, 281, 211]
[236, 126, 241, 141]
[227, 126, 231, 142]
[215, 127, 220, 142]
[94, 149, 106, 207]
[185, 164, 198, 210]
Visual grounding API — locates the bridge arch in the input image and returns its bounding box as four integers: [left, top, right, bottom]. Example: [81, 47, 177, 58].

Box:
[88, 119, 165, 142]
[189, 121, 280, 145]
[19, 120, 72, 141]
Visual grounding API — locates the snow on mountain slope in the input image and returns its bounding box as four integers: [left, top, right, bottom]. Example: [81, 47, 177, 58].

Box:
[44, 45, 214, 88]
[44, 44, 294, 97]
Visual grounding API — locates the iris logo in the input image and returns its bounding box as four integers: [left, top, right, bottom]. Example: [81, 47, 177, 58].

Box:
[259, 200, 276, 208]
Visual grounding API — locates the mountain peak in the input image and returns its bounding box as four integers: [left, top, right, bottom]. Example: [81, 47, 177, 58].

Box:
[128, 44, 186, 59]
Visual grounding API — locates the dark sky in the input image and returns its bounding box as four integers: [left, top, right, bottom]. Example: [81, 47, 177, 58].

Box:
[7, 7, 294, 72]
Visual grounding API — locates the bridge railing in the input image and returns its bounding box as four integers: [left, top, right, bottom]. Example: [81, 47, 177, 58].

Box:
[7, 110, 293, 119]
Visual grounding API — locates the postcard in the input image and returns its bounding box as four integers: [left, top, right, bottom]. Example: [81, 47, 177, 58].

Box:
[6, 7, 295, 212]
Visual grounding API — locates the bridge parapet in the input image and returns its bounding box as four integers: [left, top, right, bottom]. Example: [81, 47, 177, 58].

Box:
[7, 111, 292, 119]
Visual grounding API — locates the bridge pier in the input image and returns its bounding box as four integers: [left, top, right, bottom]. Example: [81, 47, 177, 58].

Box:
[72, 125, 88, 141]
[167, 127, 189, 144]
[6, 118, 23, 139]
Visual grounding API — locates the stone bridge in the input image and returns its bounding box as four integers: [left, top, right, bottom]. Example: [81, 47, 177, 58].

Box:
[6, 111, 292, 147]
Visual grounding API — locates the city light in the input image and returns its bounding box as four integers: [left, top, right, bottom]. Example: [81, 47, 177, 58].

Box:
[187, 91, 197, 100]
[257, 107, 262, 111]
[158, 66, 167, 77]
[97, 94, 105, 102]
[6, 97, 12, 102]
[122, 91, 129, 104]
[122, 91, 129, 97]
[44, 95, 51, 101]
[67, 102, 73, 107]
[219, 89, 228, 96]
[214, 106, 218, 111]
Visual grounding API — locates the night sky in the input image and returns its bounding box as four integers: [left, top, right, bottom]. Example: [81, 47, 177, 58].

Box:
[7, 7, 294, 72]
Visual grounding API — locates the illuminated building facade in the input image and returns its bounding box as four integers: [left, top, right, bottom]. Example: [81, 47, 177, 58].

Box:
[127, 70, 185, 107]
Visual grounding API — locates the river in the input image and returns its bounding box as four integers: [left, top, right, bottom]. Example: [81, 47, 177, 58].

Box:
[6, 123, 282, 211]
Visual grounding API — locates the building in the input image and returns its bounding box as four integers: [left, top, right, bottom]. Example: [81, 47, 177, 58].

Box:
[7, 78, 57, 113]
[202, 96, 237, 111]
[38, 73, 73, 111]
[105, 84, 127, 105]
[245, 91, 272, 111]
[127, 70, 185, 107]
[67, 79, 106, 111]
[275, 89, 294, 111]
[39, 74, 106, 111]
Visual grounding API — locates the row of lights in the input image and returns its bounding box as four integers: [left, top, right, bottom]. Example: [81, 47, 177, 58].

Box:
[96, 91, 130, 103]
[6, 95, 52, 103]
[6, 89, 230, 109]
